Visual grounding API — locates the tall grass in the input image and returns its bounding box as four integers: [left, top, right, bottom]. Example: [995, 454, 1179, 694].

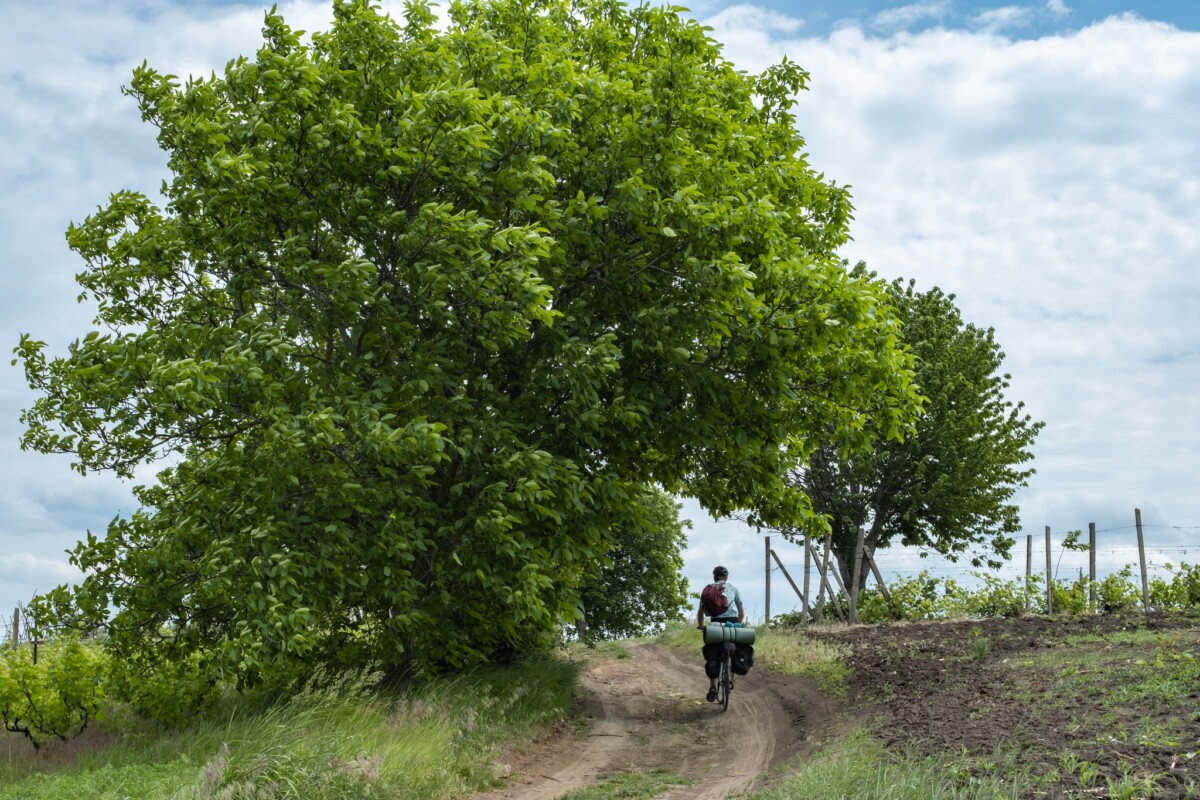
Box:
[752, 627, 850, 695]
[0, 658, 577, 800]
[182, 670, 454, 799]
[655, 620, 849, 694]
[751, 731, 1030, 800]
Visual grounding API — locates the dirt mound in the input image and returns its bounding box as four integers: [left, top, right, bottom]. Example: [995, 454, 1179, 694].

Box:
[470, 641, 837, 799]
[807, 612, 1200, 799]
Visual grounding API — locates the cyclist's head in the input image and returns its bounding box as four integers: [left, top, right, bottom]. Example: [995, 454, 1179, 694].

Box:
[713, 565, 729, 580]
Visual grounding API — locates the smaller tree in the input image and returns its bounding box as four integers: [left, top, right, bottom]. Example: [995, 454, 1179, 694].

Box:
[0, 640, 107, 749]
[575, 488, 691, 641]
[791, 269, 1044, 590]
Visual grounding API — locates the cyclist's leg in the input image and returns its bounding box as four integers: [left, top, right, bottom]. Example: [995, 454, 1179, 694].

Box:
[703, 641, 719, 702]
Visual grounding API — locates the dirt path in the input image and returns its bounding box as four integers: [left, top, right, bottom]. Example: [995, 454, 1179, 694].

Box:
[471, 642, 835, 799]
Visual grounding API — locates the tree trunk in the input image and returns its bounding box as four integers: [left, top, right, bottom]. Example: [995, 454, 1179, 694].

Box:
[383, 635, 417, 691]
[833, 519, 882, 604]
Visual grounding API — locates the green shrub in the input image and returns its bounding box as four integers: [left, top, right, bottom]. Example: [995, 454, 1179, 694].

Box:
[770, 610, 810, 627]
[1050, 576, 1092, 614]
[0, 640, 107, 748]
[859, 572, 972, 622]
[882, 572, 945, 621]
[854, 588, 893, 624]
[1097, 567, 1141, 613]
[777, 559, 1200, 628]
[1149, 562, 1200, 611]
[964, 571, 1036, 617]
[105, 649, 222, 728]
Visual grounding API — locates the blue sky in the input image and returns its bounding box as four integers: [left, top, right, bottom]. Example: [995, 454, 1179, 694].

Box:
[1, 0, 1198, 619]
[690, 0, 1200, 37]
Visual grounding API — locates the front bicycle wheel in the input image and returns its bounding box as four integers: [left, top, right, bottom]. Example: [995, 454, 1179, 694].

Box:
[719, 655, 731, 711]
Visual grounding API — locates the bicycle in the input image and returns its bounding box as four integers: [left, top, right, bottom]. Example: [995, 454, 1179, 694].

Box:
[702, 620, 754, 711]
[716, 641, 736, 711]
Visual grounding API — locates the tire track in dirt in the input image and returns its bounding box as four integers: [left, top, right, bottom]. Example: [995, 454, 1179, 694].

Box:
[469, 641, 835, 800]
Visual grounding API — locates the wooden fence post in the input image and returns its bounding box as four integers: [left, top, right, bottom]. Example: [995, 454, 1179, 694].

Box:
[1135, 508, 1150, 613]
[1045, 526, 1053, 614]
[812, 536, 825, 623]
[10, 608, 18, 647]
[806, 537, 847, 623]
[770, 550, 810, 619]
[764, 536, 771, 623]
[821, 533, 851, 623]
[802, 535, 811, 622]
[1025, 535, 1032, 614]
[849, 526, 865, 623]
[819, 533, 833, 620]
[865, 549, 893, 609]
[1088, 522, 1096, 613]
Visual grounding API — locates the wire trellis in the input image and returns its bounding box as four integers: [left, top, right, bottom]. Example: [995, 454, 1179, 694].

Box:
[1, 605, 37, 647]
[762, 510, 1200, 620]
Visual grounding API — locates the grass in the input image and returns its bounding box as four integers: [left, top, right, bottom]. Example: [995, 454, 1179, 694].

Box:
[556, 769, 690, 799]
[9, 618, 1196, 799]
[755, 629, 850, 695]
[2, 760, 196, 800]
[853, 619, 1199, 796]
[0, 658, 578, 800]
[655, 620, 850, 695]
[577, 639, 634, 660]
[1009, 627, 1200, 719]
[747, 729, 1031, 800]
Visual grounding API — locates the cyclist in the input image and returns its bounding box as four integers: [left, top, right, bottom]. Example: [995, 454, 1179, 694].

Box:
[696, 565, 744, 702]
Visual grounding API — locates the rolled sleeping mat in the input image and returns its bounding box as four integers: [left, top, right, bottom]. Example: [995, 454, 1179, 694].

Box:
[703, 623, 756, 645]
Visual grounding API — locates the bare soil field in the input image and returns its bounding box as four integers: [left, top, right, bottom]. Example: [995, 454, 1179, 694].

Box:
[472, 613, 1199, 799]
[808, 612, 1200, 799]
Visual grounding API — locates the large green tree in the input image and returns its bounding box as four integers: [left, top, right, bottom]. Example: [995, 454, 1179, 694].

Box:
[790, 270, 1043, 591]
[16, 0, 916, 689]
[575, 487, 691, 641]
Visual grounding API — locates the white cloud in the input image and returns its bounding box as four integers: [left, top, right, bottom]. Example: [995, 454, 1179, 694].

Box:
[701, 3, 804, 55]
[969, 0, 1075, 34]
[692, 8, 1200, 615]
[1046, 0, 1070, 18]
[0, 553, 83, 609]
[3, 0, 1199, 620]
[870, 1, 951, 32]
[973, 5, 1035, 33]
[0, 553, 82, 583]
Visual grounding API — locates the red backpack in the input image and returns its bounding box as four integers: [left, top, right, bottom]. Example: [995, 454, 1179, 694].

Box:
[700, 582, 730, 617]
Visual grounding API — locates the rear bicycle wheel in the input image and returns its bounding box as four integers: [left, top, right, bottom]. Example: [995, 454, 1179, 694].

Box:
[719, 654, 731, 711]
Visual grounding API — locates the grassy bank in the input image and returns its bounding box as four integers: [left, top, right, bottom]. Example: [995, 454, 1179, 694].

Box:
[0, 659, 577, 800]
[655, 619, 849, 693]
[659, 615, 1199, 799]
[9, 615, 1195, 799]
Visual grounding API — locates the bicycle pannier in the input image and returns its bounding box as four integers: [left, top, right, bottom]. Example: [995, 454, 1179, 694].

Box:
[732, 643, 754, 676]
[702, 643, 722, 678]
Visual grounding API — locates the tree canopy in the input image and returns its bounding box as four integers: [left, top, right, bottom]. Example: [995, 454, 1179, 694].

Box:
[16, 0, 917, 689]
[790, 270, 1043, 588]
[575, 487, 691, 641]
